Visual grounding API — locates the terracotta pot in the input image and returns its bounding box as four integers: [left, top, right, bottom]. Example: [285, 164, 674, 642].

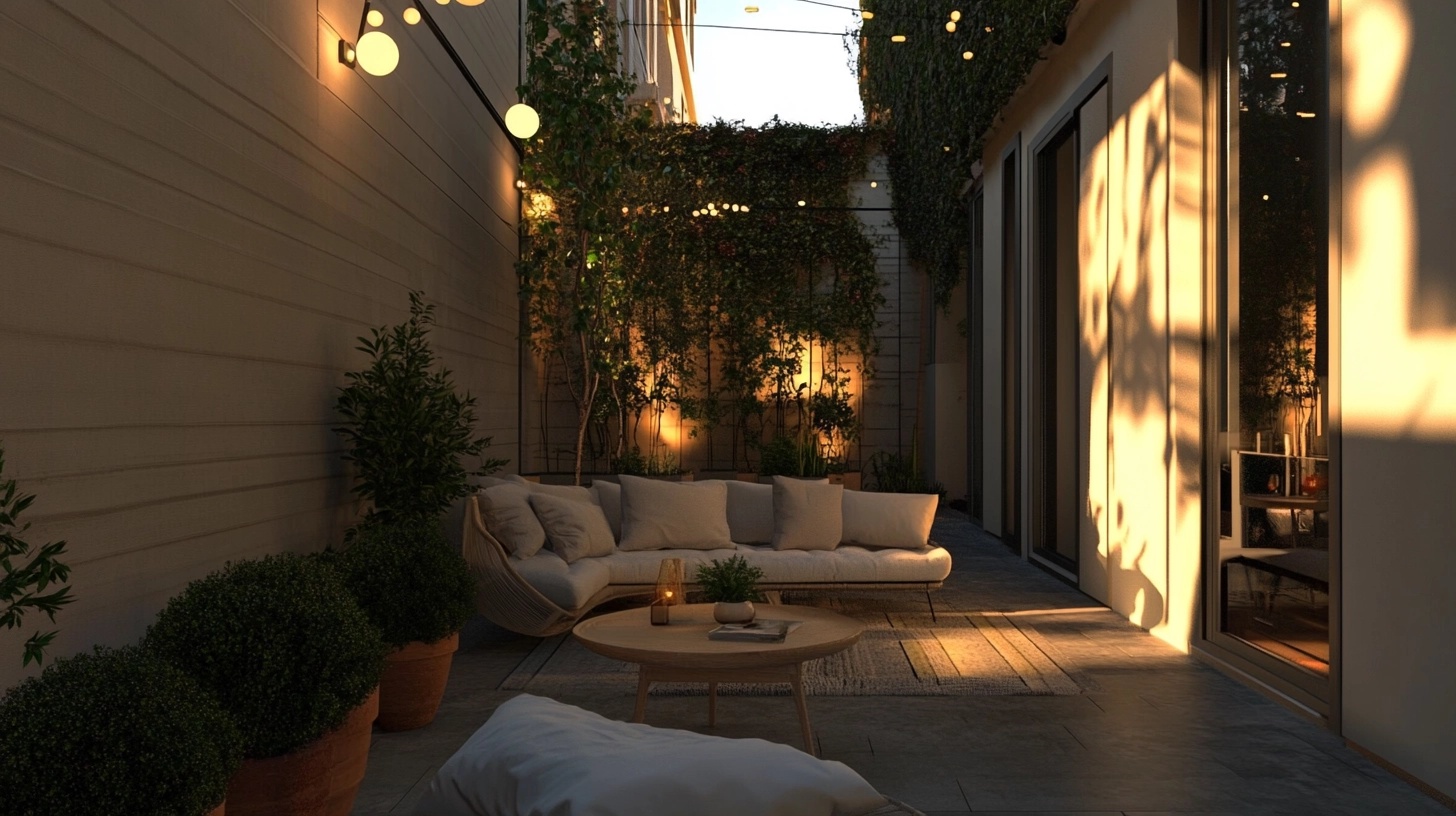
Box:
[205, 804, 225, 816]
[377, 633, 459, 732]
[828, 472, 862, 491]
[713, 601, 756, 624]
[226, 687, 378, 816]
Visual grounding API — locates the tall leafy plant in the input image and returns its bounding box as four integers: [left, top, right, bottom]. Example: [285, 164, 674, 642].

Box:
[335, 291, 506, 524]
[0, 444, 74, 667]
[518, 0, 645, 484]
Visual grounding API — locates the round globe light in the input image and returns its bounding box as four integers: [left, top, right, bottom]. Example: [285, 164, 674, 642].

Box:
[367, 8, 384, 26]
[963, 50, 974, 60]
[950, 9, 961, 21]
[505, 103, 541, 139]
[403, 7, 421, 24]
[456, 0, 485, 5]
[356, 30, 400, 77]
[861, 11, 874, 19]
[945, 21, 956, 32]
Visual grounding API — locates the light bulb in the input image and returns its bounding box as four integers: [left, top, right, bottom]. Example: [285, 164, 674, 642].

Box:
[731, 204, 740, 212]
[741, 205, 749, 212]
[861, 11, 873, 19]
[435, 0, 449, 4]
[367, 8, 384, 26]
[870, 181, 878, 187]
[663, 206, 670, 212]
[662, 96, 672, 105]
[621, 206, 629, 214]
[963, 50, 974, 60]
[890, 34, 906, 42]
[457, 0, 485, 5]
[797, 200, 806, 207]
[1262, 194, 1270, 200]
[745, 4, 760, 11]
[943, 145, 951, 152]
[403, 7, 421, 24]
[950, 9, 961, 21]
[984, 25, 993, 32]
[355, 30, 400, 76]
[1281, 41, 1291, 47]
[945, 21, 956, 32]
[515, 179, 526, 190]
[505, 103, 541, 139]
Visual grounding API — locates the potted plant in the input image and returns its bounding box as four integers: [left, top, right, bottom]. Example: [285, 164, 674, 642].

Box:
[145, 554, 386, 816]
[334, 291, 507, 526]
[336, 517, 474, 731]
[0, 645, 241, 816]
[695, 554, 765, 624]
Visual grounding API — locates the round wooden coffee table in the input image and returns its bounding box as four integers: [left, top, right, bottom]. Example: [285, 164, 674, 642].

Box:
[572, 603, 863, 755]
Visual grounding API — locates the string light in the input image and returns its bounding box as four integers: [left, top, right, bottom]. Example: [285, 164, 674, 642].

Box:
[945, 21, 956, 32]
[861, 11, 873, 19]
[962, 50, 974, 60]
[950, 10, 961, 21]
[367, 8, 384, 26]
[797, 200, 807, 206]
[403, 7, 421, 24]
[984, 25, 993, 32]
[870, 181, 878, 187]
[891, 34, 906, 42]
[1271, 72, 1288, 78]
[515, 179, 527, 190]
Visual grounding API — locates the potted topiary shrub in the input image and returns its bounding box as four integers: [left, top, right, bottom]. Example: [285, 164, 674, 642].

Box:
[145, 554, 386, 816]
[336, 517, 475, 731]
[0, 644, 241, 816]
[695, 554, 765, 624]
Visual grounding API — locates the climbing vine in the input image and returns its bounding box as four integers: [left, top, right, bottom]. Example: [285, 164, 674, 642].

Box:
[858, 0, 1077, 306]
[518, 2, 884, 478]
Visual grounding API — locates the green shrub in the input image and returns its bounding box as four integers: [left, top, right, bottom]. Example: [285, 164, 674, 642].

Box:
[337, 518, 475, 647]
[334, 291, 508, 524]
[145, 553, 385, 759]
[0, 443, 75, 667]
[0, 645, 240, 816]
[694, 555, 764, 603]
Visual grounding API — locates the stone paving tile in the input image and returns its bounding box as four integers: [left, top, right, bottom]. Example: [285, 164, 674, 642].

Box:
[351, 510, 1449, 816]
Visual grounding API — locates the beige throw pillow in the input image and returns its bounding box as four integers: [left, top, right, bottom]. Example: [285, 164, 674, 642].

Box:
[618, 475, 734, 551]
[725, 481, 775, 544]
[529, 492, 616, 564]
[478, 484, 547, 558]
[771, 476, 843, 551]
[591, 480, 623, 541]
[841, 490, 938, 549]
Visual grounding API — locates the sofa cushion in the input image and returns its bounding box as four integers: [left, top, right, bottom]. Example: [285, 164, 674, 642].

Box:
[772, 476, 843, 551]
[511, 552, 612, 611]
[478, 484, 546, 559]
[618, 475, 734, 551]
[591, 480, 623, 541]
[599, 545, 953, 585]
[415, 694, 889, 816]
[735, 544, 953, 584]
[530, 493, 616, 564]
[842, 491, 939, 549]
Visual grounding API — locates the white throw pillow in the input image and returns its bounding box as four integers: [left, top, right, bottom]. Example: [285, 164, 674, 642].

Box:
[591, 480, 622, 541]
[529, 492, 616, 563]
[725, 481, 774, 544]
[618, 475, 734, 551]
[525, 480, 594, 503]
[414, 694, 888, 816]
[477, 484, 546, 558]
[771, 476, 843, 551]
[841, 490, 938, 549]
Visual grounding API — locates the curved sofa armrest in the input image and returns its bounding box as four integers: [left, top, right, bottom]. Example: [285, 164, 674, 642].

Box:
[462, 496, 581, 638]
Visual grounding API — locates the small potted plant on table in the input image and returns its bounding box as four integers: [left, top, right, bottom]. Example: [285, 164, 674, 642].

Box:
[695, 554, 765, 624]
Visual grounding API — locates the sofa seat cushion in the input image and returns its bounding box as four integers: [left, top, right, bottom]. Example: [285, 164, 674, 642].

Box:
[511, 552, 612, 611]
[601, 548, 740, 584]
[598, 544, 953, 586]
[415, 694, 889, 816]
[735, 544, 953, 584]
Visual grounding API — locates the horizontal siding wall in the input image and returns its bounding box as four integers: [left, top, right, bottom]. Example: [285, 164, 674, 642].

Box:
[0, 0, 521, 687]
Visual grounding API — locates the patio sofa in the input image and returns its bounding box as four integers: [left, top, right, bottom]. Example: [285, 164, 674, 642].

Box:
[463, 474, 952, 637]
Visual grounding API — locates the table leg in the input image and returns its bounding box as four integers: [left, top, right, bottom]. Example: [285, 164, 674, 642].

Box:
[633, 670, 651, 723]
[708, 682, 718, 726]
[789, 665, 814, 756]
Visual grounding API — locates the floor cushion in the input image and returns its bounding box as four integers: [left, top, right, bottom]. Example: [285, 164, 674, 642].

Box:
[413, 694, 890, 816]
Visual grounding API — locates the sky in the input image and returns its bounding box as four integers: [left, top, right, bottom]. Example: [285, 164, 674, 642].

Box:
[690, 0, 865, 127]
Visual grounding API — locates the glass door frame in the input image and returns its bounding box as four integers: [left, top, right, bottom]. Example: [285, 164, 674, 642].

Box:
[1197, 0, 1341, 719]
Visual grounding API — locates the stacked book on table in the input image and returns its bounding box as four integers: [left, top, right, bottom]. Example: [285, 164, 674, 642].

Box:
[707, 620, 802, 643]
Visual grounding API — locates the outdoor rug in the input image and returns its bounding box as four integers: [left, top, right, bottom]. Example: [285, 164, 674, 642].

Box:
[499, 593, 1094, 697]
